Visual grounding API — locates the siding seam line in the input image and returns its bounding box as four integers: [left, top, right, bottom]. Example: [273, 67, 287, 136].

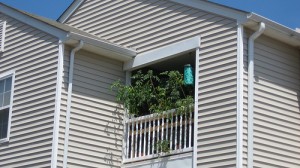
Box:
[51, 40, 64, 168]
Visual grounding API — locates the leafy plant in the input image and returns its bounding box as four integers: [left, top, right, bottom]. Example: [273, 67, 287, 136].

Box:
[155, 140, 170, 154]
[111, 70, 194, 116]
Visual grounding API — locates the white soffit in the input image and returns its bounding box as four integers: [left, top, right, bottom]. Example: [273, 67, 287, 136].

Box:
[169, 0, 248, 22]
[123, 36, 201, 70]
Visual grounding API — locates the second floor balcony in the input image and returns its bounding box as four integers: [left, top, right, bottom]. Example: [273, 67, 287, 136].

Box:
[123, 107, 194, 163]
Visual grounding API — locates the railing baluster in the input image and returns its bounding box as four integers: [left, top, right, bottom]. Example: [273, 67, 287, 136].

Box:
[152, 117, 155, 155]
[170, 113, 173, 150]
[189, 111, 192, 148]
[139, 119, 142, 157]
[148, 117, 151, 156]
[184, 112, 187, 149]
[175, 113, 178, 150]
[180, 113, 183, 149]
[135, 121, 138, 158]
[166, 113, 168, 145]
[143, 117, 146, 157]
[162, 114, 164, 152]
[126, 122, 130, 159]
[131, 121, 134, 159]
[157, 114, 160, 153]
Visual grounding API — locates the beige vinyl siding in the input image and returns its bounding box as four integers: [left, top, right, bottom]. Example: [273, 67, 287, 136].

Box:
[65, 0, 239, 167]
[197, 26, 237, 167]
[243, 29, 300, 167]
[0, 13, 59, 167]
[57, 49, 125, 168]
[253, 36, 300, 167]
[65, 0, 234, 54]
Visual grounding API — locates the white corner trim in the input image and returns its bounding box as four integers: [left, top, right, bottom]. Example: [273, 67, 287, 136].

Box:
[236, 24, 244, 168]
[122, 71, 131, 162]
[63, 40, 84, 168]
[51, 40, 64, 168]
[169, 0, 248, 22]
[0, 21, 6, 52]
[0, 5, 67, 40]
[123, 36, 201, 71]
[58, 0, 84, 23]
[248, 22, 265, 168]
[193, 47, 200, 168]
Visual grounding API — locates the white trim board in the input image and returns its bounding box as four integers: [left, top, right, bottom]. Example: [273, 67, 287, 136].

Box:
[51, 41, 64, 168]
[193, 48, 200, 168]
[58, 0, 84, 23]
[123, 36, 201, 71]
[0, 70, 15, 144]
[236, 24, 244, 168]
[0, 4, 67, 40]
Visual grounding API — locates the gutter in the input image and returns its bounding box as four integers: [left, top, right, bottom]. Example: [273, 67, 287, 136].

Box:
[247, 22, 265, 168]
[63, 40, 84, 168]
[68, 32, 136, 60]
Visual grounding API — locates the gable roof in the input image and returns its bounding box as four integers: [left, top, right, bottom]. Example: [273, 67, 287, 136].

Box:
[58, 0, 300, 48]
[0, 2, 136, 60]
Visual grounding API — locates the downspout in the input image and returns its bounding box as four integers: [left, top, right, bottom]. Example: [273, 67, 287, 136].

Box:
[248, 22, 265, 168]
[63, 40, 84, 168]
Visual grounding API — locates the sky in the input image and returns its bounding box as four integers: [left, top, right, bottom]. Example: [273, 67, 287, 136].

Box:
[0, 0, 299, 29]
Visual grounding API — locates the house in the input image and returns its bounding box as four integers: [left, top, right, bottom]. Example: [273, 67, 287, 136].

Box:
[0, 0, 300, 168]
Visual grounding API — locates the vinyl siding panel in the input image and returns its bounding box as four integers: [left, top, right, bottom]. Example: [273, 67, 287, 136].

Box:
[243, 29, 300, 167]
[197, 22, 237, 167]
[58, 49, 125, 168]
[0, 13, 59, 167]
[66, 0, 235, 54]
[253, 36, 300, 167]
[65, 1, 238, 167]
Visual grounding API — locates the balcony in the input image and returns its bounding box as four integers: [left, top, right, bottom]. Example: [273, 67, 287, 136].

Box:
[123, 107, 194, 163]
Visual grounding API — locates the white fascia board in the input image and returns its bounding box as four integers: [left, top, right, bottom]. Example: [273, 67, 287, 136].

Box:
[0, 4, 68, 40]
[58, 0, 84, 23]
[246, 13, 300, 47]
[68, 32, 136, 60]
[123, 36, 201, 71]
[169, 0, 248, 23]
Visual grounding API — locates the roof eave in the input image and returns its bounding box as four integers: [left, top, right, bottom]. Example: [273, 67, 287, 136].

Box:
[66, 32, 136, 61]
[0, 3, 68, 40]
[244, 13, 300, 48]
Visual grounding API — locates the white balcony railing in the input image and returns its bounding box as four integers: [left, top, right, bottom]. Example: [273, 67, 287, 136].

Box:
[123, 108, 194, 162]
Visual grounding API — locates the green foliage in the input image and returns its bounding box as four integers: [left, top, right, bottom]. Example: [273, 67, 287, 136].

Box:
[155, 140, 170, 154]
[111, 70, 194, 116]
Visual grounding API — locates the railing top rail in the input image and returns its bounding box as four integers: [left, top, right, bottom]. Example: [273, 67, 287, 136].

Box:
[126, 109, 176, 123]
[126, 105, 194, 123]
